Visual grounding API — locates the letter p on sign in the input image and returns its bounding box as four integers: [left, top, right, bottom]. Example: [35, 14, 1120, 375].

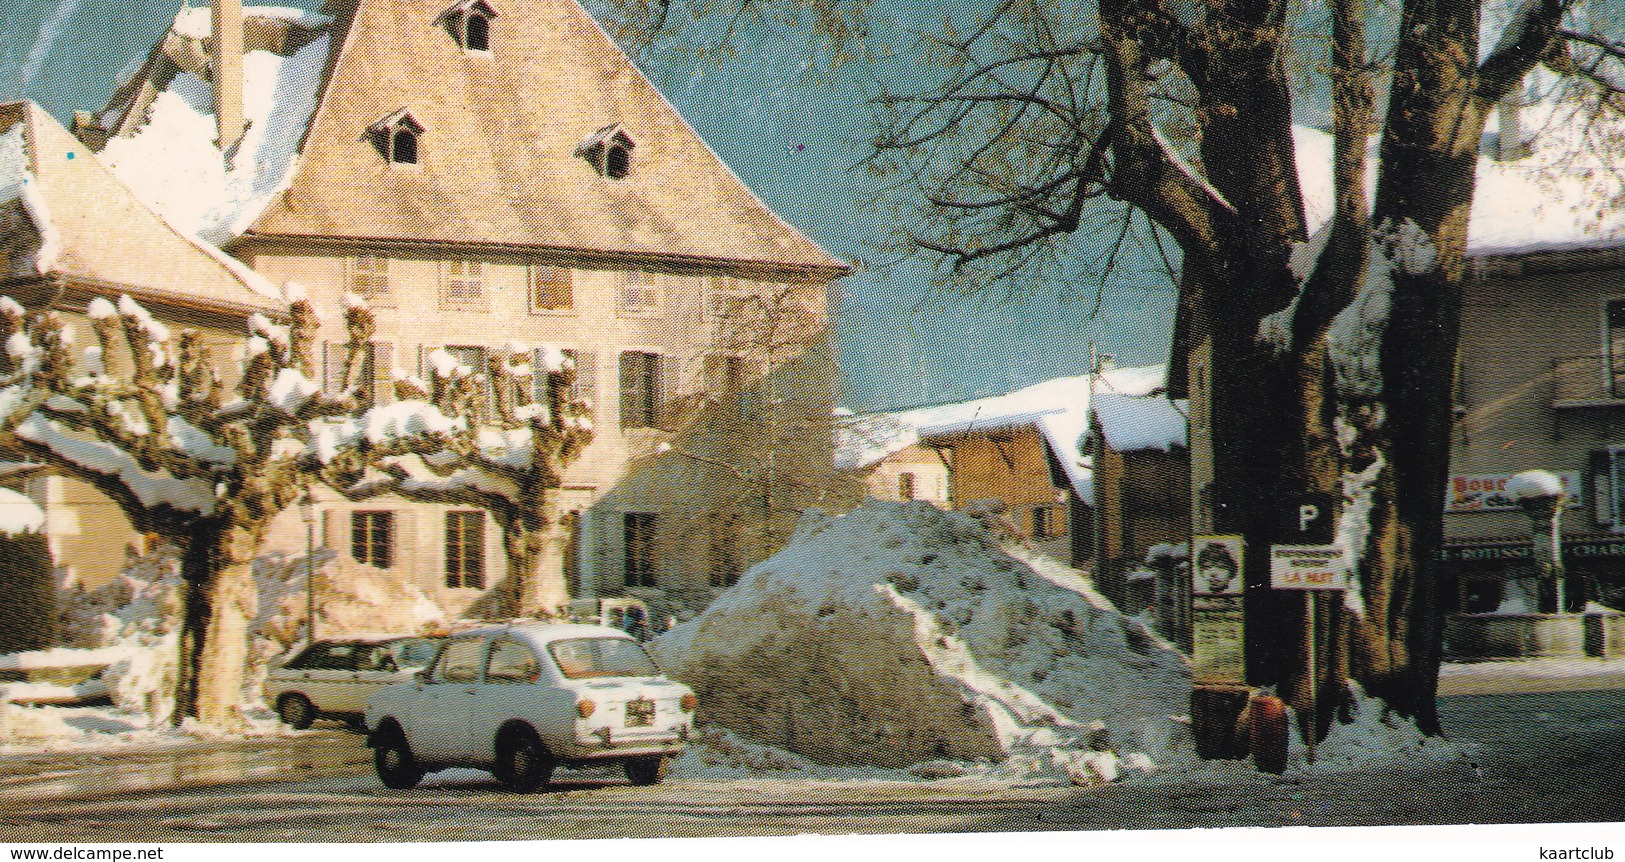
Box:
[1299, 504, 1319, 533]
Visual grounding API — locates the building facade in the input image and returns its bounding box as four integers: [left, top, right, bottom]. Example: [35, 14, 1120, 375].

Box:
[51, 0, 845, 618]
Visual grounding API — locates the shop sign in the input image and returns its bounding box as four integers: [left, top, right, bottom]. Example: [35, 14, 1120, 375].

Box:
[1440, 537, 1625, 561]
[1446, 472, 1581, 512]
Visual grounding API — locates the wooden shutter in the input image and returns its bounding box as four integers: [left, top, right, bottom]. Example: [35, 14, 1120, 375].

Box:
[572, 350, 597, 408]
[619, 352, 646, 428]
[371, 342, 395, 405]
[321, 341, 344, 393]
[658, 353, 680, 429]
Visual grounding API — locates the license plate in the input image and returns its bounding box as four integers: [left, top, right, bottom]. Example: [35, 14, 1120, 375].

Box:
[625, 698, 655, 727]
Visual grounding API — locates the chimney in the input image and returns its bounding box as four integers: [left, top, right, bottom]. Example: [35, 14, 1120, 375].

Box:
[212, 0, 245, 152]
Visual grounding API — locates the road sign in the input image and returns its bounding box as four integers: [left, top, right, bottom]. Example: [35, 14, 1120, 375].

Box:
[1281, 494, 1335, 544]
[1269, 545, 1349, 590]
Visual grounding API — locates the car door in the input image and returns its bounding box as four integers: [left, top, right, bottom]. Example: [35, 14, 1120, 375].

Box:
[472, 637, 553, 759]
[334, 637, 401, 712]
[407, 636, 485, 763]
[297, 643, 357, 713]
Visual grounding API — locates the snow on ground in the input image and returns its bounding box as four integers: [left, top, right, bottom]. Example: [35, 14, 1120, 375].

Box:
[2, 543, 450, 752]
[653, 500, 1194, 786]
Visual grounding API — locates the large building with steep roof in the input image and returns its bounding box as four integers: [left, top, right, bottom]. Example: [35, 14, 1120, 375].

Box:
[54, 0, 846, 617]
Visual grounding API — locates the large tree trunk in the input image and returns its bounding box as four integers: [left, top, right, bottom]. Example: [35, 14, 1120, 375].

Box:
[173, 520, 259, 728]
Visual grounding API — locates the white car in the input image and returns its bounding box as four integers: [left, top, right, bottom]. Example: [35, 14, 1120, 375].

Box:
[266, 637, 444, 729]
[364, 623, 696, 791]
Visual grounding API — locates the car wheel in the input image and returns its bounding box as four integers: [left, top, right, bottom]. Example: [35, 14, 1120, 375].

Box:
[496, 728, 554, 793]
[624, 756, 669, 786]
[372, 726, 424, 790]
[276, 694, 316, 730]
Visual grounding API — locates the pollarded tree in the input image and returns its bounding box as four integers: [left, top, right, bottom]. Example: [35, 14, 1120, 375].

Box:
[311, 314, 596, 618]
[0, 289, 437, 726]
[624, 0, 1625, 735]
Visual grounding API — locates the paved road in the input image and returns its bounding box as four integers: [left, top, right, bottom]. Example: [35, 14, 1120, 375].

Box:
[1, 689, 1621, 841]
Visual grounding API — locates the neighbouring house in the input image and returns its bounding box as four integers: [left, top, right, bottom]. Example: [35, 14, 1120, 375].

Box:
[0, 99, 285, 589]
[1087, 382, 1190, 612]
[1443, 244, 1625, 618]
[838, 365, 1165, 568]
[1165, 89, 1625, 658]
[43, 0, 846, 619]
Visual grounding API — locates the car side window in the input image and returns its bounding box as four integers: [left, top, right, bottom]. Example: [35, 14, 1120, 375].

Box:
[435, 638, 484, 683]
[319, 644, 358, 670]
[356, 645, 396, 672]
[284, 644, 326, 670]
[485, 638, 539, 684]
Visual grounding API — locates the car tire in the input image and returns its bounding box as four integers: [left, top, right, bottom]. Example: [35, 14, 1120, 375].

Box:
[276, 694, 316, 730]
[624, 756, 669, 786]
[496, 728, 554, 793]
[372, 726, 424, 790]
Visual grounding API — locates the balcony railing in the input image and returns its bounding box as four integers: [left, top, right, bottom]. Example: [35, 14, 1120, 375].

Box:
[1553, 353, 1625, 406]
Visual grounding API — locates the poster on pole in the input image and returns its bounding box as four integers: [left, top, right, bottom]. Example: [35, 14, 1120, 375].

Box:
[1190, 535, 1245, 684]
[1269, 545, 1350, 590]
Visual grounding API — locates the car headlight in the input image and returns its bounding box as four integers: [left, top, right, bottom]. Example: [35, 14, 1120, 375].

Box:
[680, 693, 697, 713]
[577, 698, 597, 719]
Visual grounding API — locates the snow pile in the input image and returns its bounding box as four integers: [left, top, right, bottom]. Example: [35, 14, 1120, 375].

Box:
[306, 561, 450, 645]
[653, 501, 1192, 785]
[98, 14, 330, 246]
[51, 545, 184, 723]
[1284, 683, 1464, 773]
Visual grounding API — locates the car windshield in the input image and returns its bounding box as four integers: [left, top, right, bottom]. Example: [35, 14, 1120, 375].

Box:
[548, 638, 659, 680]
[390, 638, 444, 669]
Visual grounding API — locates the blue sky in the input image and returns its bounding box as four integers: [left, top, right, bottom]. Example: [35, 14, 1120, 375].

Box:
[0, 0, 1177, 411]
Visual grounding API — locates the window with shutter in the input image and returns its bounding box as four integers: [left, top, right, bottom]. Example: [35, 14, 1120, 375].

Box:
[619, 351, 660, 429]
[619, 271, 661, 316]
[1607, 449, 1625, 530]
[529, 266, 573, 312]
[351, 511, 395, 568]
[445, 510, 486, 589]
[624, 512, 657, 587]
[441, 260, 484, 306]
[351, 256, 390, 301]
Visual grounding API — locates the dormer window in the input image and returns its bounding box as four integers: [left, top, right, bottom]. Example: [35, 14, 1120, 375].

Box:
[367, 109, 426, 166]
[576, 124, 636, 179]
[436, 0, 500, 53]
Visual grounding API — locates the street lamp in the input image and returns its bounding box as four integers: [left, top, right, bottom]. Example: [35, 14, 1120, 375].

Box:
[298, 488, 318, 643]
[1507, 470, 1567, 614]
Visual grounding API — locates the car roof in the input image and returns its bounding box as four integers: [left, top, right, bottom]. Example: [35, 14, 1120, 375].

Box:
[450, 622, 635, 647]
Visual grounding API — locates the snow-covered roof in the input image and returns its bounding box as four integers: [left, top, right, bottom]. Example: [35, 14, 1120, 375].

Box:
[97, 6, 332, 249]
[1293, 86, 1625, 258]
[1091, 393, 1188, 454]
[837, 364, 1167, 504]
[0, 101, 282, 314]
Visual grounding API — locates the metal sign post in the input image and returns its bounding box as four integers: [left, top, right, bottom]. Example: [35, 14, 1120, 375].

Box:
[1270, 544, 1349, 765]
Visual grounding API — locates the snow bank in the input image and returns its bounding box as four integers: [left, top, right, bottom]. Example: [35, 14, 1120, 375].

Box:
[653, 501, 1192, 784]
[1091, 393, 1187, 453]
[5, 541, 450, 750]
